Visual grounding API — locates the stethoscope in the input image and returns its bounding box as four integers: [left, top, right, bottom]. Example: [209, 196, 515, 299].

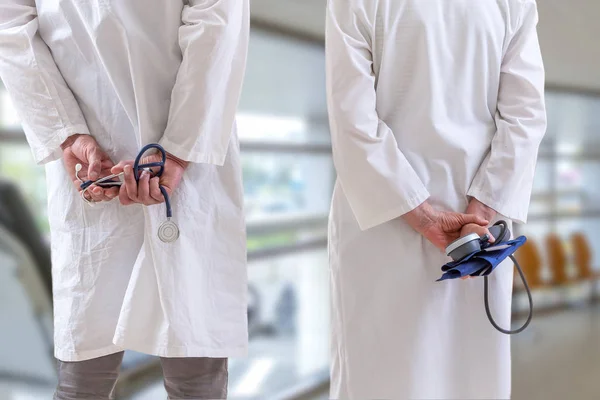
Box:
[75, 143, 180, 243]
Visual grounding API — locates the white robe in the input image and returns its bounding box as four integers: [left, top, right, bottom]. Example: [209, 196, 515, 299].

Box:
[0, 0, 249, 362]
[325, 0, 547, 398]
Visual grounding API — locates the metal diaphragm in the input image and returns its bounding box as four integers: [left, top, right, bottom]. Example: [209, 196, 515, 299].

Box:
[158, 219, 179, 243]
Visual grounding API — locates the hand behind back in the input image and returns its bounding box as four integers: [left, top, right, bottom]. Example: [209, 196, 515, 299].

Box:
[403, 202, 489, 252]
[61, 134, 118, 202]
[111, 153, 188, 206]
[421, 211, 489, 251]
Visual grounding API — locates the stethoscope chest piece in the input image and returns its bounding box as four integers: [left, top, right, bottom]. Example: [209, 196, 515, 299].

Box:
[158, 218, 179, 243]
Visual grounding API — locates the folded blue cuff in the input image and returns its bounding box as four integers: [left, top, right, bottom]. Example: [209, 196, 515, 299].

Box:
[437, 236, 527, 281]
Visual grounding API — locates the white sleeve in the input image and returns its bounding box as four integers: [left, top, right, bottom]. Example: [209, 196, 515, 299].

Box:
[159, 0, 249, 165]
[467, 0, 547, 224]
[325, 0, 430, 231]
[0, 0, 90, 165]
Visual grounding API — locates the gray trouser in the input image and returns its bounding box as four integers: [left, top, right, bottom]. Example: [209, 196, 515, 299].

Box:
[54, 352, 228, 400]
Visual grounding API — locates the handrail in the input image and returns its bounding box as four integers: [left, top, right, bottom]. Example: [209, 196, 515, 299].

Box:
[241, 140, 331, 153]
[248, 236, 327, 262]
[246, 212, 328, 236]
[528, 209, 600, 221]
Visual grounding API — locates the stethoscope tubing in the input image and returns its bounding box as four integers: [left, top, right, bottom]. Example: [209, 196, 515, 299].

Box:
[481, 221, 533, 335]
[77, 144, 172, 220]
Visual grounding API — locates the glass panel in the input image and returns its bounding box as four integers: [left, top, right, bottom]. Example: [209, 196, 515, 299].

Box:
[545, 91, 600, 151]
[519, 221, 551, 242]
[239, 30, 326, 122]
[237, 112, 330, 145]
[554, 161, 600, 213]
[527, 199, 553, 216]
[556, 160, 582, 191]
[230, 248, 330, 398]
[242, 152, 334, 222]
[582, 162, 600, 209]
[238, 28, 329, 146]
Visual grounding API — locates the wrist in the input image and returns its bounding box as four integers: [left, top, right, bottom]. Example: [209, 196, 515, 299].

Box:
[166, 152, 189, 170]
[466, 198, 496, 221]
[60, 134, 84, 151]
[402, 201, 438, 234]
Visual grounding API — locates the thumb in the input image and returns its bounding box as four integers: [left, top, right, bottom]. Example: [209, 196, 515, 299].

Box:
[87, 147, 102, 181]
[111, 160, 133, 175]
[459, 214, 488, 226]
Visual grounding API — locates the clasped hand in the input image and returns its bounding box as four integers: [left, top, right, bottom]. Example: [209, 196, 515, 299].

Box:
[402, 200, 498, 280]
[403, 201, 496, 253]
[61, 134, 187, 205]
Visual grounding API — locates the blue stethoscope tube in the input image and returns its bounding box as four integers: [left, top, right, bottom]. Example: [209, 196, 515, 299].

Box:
[133, 143, 172, 219]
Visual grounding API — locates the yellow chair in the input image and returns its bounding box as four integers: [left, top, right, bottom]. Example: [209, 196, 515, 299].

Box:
[571, 232, 599, 302]
[571, 232, 598, 279]
[546, 233, 570, 285]
[514, 238, 545, 291]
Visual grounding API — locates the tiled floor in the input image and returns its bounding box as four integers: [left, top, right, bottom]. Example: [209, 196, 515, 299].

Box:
[511, 304, 600, 400]
[304, 303, 600, 400]
[3, 304, 600, 399]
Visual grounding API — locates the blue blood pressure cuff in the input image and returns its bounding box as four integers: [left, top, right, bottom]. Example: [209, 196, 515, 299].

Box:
[437, 236, 527, 282]
[436, 220, 532, 335]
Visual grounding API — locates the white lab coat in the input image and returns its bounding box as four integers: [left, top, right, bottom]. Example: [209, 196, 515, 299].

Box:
[0, 0, 249, 362]
[326, 0, 546, 398]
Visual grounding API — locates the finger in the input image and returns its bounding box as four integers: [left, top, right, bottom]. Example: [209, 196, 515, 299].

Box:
[87, 148, 103, 181]
[100, 166, 115, 174]
[119, 184, 135, 206]
[101, 159, 115, 170]
[104, 186, 120, 200]
[149, 177, 164, 203]
[111, 161, 125, 175]
[111, 160, 131, 175]
[137, 171, 155, 205]
[72, 178, 84, 192]
[460, 214, 488, 226]
[89, 185, 106, 202]
[82, 190, 93, 203]
[99, 193, 114, 202]
[123, 164, 138, 201]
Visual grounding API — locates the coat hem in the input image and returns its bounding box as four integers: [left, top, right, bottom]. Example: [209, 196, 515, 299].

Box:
[54, 343, 125, 362]
[466, 186, 527, 224]
[158, 136, 227, 166]
[112, 334, 248, 358]
[33, 125, 90, 165]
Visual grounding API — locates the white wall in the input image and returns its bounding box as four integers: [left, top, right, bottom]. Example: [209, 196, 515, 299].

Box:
[537, 0, 600, 91]
[251, 0, 600, 91]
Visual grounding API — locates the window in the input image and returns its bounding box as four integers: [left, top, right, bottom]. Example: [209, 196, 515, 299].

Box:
[522, 89, 600, 270]
[234, 29, 332, 398]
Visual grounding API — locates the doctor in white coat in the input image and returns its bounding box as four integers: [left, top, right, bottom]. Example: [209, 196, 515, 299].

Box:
[326, 0, 546, 399]
[0, 0, 249, 398]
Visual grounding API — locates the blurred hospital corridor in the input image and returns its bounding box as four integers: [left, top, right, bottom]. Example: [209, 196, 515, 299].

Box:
[1, 0, 600, 399]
